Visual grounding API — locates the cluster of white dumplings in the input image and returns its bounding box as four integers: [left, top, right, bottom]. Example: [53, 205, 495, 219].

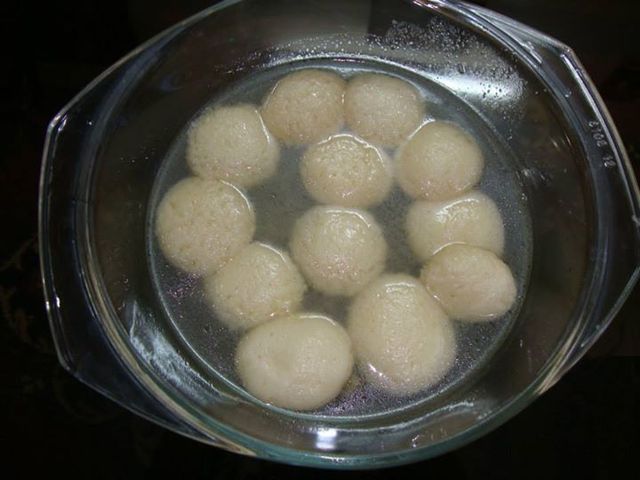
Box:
[155, 68, 518, 411]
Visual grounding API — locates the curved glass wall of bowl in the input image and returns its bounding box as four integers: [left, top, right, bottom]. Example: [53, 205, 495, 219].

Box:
[39, 0, 640, 469]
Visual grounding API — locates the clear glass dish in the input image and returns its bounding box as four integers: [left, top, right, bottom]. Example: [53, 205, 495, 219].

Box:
[39, 0, 640, 468]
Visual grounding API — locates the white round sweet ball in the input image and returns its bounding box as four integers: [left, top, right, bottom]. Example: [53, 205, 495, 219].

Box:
[300, 134, 393, 208]
[347, 274, 457, 395]
[155, 177, 255, 275]
[396, 121, 484, 201]
[204, 242, 307, 331]
[289, 206, 387, 296]
[236, 313, 354, 411]
[406, 190, 505, 261]
[420, 244, 517, 322]
[261, 69, 345, 145]
[344, 73, 425, 147]
[186, 104, 280, 188]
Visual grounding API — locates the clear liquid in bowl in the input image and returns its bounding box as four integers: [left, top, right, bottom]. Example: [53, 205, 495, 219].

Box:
[146, 58, 532, 418]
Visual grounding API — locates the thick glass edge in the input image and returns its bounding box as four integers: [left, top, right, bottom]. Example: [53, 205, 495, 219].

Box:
[39, 115, 75, 371]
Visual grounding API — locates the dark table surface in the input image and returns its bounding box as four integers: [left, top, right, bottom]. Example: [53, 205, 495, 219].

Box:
[2, 0, 639, 478]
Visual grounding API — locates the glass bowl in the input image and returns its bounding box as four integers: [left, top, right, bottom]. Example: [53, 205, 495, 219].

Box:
[39, 0, 640, 468]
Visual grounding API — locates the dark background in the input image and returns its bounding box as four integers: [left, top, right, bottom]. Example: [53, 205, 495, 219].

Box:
[2, 0, 639, 478]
